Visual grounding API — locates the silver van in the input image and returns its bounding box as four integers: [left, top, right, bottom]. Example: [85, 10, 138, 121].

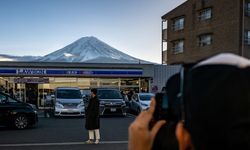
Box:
[54, 87, 84, 116]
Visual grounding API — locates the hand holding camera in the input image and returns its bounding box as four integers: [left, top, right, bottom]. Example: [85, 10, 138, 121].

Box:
[128, 98, 166, 150]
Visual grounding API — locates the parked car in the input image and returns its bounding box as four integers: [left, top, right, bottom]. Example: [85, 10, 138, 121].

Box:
[81, 89, 91, 98]
[98, 89, 126, 116]
[130, 93, 154, 114]
[81, 89, 91, 103]
[0, 92, 38, 129]
[54, 87, 85, 117]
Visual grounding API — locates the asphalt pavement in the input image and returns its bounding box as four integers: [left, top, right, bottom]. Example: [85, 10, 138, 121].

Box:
[0, 115, 136, 150]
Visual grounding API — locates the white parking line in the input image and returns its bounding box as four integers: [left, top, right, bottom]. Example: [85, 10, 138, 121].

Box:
[0, 141, 128, 147]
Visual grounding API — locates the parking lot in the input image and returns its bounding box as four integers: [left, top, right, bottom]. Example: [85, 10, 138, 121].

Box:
[0, 115, 135, 150]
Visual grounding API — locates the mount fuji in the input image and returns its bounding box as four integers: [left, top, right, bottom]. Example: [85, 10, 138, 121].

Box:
[0, 36, 152, 64]
[39, 36, 151, 64]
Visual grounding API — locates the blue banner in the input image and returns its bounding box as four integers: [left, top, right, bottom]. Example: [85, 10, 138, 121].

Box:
[0, 68, 143, 76]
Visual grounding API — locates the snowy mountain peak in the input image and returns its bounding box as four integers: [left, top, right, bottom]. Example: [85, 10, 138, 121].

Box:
[0, 36, 152, 64]
[39, 36, 149, 63]
[76, 36, 98, 42]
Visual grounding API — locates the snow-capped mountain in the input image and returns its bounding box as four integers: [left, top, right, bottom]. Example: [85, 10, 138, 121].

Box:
[0, 55, 15, 61]
[39, 36, 150, 64]
[0, 36, 152, 64]
[0, 54, 41, 61]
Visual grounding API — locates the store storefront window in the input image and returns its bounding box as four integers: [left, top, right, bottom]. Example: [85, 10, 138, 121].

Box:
[99, 78, 119, 88]
[140, 79, 149, 93]
[121, 79, 139, 86]
[0, 77, 151, 109]
[90, 79, 98, 87]
[120, 78, 140, 93]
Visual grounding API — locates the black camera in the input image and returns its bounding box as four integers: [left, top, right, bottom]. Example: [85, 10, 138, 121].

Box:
[154, 92, 170, 121]
[153, 71, 184, 123]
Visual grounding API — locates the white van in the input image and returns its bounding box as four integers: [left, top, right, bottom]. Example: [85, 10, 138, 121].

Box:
[54, 87, 84, 116]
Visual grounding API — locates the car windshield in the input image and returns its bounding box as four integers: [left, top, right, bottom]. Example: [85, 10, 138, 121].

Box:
[98, 90, 123, 99]
[57, 89, 82, 99]
[139, 94, 154, 101]
[81, 89, 91, 96]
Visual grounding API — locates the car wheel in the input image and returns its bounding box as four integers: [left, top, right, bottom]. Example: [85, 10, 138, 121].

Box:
[14, 114, 28, 129]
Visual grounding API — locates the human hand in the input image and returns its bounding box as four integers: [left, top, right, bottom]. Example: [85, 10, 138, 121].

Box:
[128, 98, 166, 150]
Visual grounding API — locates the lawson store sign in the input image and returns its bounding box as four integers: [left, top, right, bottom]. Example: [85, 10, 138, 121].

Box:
[0, 68, 143, 77]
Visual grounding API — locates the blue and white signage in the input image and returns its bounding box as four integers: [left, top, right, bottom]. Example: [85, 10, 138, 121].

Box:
[0, 68, 143, 77]
[17, 69, 47, 75]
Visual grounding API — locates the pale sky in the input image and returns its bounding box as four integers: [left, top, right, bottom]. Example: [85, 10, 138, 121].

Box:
[0, 0, 186, 63]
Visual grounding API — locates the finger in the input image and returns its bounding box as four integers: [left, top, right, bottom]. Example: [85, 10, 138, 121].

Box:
[148, 98, 156, 115]
[131, 110, 147, 127]
[151, 120, 166, 139]
[129, 115, 145, 132]
[135, 110, 147, 121]
[143, 98, 156, 123]
[133, 99, 157, 127]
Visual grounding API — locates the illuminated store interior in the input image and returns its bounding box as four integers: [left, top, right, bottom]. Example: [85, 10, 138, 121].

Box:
[0, 77, 149, 109]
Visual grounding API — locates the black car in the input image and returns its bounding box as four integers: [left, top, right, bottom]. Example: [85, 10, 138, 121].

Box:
[98, 89, 126, 116]
[0, 92, 38, 129]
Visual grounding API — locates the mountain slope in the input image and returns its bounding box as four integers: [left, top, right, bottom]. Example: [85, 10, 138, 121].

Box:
[0, 54, 41, 61]
[39, 36, 151, 64]
[0, 36, 153, 64]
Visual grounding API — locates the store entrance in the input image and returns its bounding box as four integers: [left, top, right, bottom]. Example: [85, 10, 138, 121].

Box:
[25, 83, 38, 107]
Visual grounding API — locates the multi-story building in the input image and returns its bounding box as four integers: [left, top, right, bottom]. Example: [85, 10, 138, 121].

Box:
[161, 0, 250, 64]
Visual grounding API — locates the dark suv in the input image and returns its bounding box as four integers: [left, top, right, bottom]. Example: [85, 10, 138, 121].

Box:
[98, 89, 126, 116]
[0, 92, 38, 129]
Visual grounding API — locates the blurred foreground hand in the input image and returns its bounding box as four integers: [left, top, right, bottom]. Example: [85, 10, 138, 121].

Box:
[128, 98, 166, 150]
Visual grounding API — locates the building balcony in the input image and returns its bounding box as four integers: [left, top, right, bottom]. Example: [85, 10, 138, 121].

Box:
[162, 29, 168, 41]
[162, 50, 168, 64]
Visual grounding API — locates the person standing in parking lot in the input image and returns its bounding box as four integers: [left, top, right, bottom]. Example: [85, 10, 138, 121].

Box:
[85, 88, 100, 144]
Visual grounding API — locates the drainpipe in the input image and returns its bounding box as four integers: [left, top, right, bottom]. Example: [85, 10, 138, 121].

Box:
[242, 0, 245, 56]
[161, 20, 164, 64]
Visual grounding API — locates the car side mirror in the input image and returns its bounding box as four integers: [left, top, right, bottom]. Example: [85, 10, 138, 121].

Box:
[51, 95, 55, 99]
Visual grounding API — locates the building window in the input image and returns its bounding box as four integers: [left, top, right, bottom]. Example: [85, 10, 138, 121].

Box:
[199, 8, 212, 21]
[245, 31, 250, 45]
[245, 3, 250, 16]
[172, 17, 184, 31]
[199, 34, 212, 46]
[172, 40, 184, 54]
